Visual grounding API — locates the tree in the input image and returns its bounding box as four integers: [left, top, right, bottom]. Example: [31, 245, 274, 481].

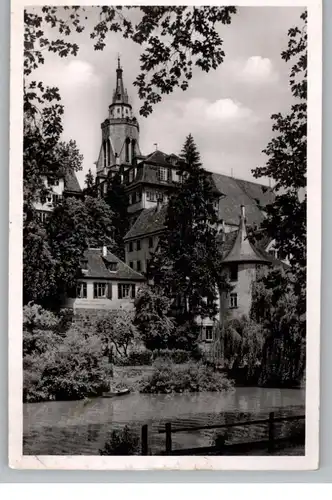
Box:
[43, 196, 115, 307]
[250, 267, 306, 387]
[24, 81, 83, 214]
[252, 11, 307, 310]
[83, 168, 96, 197]
[134, 285, 175, 351]
[23, 196, 115, 307]
[151, 134, 229, 326]
[24, 6, 237, 116]
[96, 310, 138, 362]
[105, 173, 130, 260]
[23, 216, 57, 305]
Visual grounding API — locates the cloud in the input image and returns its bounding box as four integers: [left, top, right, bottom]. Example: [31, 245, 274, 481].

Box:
[205, 98, 253, 121]
[233, 56, 279, 84]
[33, 58, 101, 93]
[59, 60, 101, 89]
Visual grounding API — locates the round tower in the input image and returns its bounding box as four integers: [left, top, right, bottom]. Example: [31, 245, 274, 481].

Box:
[98, 57, 140, 178]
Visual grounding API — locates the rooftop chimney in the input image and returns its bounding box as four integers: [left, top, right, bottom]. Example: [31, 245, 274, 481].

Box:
[102, 245, 107, 257]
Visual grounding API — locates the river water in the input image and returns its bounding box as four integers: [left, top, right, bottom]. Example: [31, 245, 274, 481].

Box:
[23, 387, 305, 455]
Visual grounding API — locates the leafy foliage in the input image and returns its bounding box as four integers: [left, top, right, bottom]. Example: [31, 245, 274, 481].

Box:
[152, 348, 191, 364]
[134, 285, 175, 351]
[24, 81, 83, 212]
[141, 359, 234, 394]
[24, 196, 115, 307]
[24, 6, 237, 116]
[99, 426, 140, 456]
[252, 11, 307, 309]
[96, 310, 138, 362]
[23, 217, 57, 305]
[23, 304, 109, 402]
[83, 168, 96, 197]
[151, 134, 229, 325]
[105, 173, 130, 260]
[250, 267, 306, 387]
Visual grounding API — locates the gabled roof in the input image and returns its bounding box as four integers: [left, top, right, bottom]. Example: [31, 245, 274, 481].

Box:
[124, 204, 167, 241]
[82, 247, 146, 281]
[129, 151, 222, 197]
[145, 150, 181, 167]
[221, 206, 271, 264]
[212, 173, 274, 227]
[64, 170, 82, 194]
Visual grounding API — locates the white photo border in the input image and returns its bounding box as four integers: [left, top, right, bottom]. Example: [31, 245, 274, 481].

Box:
[9, 0, 322, 471]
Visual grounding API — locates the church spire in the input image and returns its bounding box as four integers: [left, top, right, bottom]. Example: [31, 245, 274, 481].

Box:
[112, 56, 129, 104]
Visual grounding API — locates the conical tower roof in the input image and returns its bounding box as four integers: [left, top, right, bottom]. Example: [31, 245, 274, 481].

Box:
[222, 205, 271, 264]
[112, 56, 129, 105]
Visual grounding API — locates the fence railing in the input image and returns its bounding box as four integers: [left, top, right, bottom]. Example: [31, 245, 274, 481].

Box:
[140, 412, 305, 456]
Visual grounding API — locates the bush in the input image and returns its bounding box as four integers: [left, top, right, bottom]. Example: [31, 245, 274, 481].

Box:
[99, 426, 140, 455]
[126, 348, 153, 366]
[141, 360, 234, 394]
[24, 321, 111, 402]
[152, 349, 190, 364]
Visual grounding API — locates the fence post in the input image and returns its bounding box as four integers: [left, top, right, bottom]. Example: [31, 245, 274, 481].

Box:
[165, 423, 172, 455]
[141, 424, 148, 455]
[268, 412, 275, 453]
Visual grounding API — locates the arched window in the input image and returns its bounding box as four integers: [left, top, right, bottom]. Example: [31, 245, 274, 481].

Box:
[131, 139, 136, 164]
[125, 138, 130, 163]
[106, 139, 111, 166]
[103, 141, 107, 168]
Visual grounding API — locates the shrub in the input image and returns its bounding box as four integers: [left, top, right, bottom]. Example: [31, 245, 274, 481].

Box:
[126, 348, 153, 366]
[152, 349, 190, 364]
[24, 323, 111, 402]
[141, 360, 234, 394]
[168, 321, 200, 351]
[99, 426, 140, 455]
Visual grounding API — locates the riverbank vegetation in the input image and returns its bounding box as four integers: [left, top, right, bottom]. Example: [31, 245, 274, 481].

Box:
[23, 304, 111, 402]
[141, 360, 234, 394]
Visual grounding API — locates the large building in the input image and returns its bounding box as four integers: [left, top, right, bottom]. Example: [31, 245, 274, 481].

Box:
[33, 170, 82, 223]
[66, 246, 146, 314]
[93, 60, 283, 341]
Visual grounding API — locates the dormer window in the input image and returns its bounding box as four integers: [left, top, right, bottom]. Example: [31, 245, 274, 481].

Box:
[107, 261, 118, 272]
[80, 259, 88, 272]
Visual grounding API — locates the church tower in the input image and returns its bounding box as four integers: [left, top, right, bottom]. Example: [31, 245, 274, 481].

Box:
[96, 57, 141, 187]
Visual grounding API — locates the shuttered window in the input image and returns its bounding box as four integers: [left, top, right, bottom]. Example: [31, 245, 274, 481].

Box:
[118, 284, 136, 299]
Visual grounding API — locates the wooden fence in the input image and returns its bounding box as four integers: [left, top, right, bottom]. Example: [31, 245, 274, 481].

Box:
[140, 412, 305, 456]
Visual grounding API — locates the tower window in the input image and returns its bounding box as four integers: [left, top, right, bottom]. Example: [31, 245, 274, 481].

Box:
[229, 293, 238, 309]
[146, 191, 156, 202]
[205, 326, 214, 342]
[106, 139, 111, 166]
[229, 264, 238, 281]
[131, 139, 136, 163]
[103, 141, 107, 168]
[125, 138, 130, 163]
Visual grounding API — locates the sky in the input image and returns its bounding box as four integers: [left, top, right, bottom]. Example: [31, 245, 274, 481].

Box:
[29, 6, 303, 188]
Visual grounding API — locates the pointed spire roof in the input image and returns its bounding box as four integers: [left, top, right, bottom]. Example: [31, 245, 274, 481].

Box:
[222, 205, 271, 264]
[112, 56, 129, 105]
